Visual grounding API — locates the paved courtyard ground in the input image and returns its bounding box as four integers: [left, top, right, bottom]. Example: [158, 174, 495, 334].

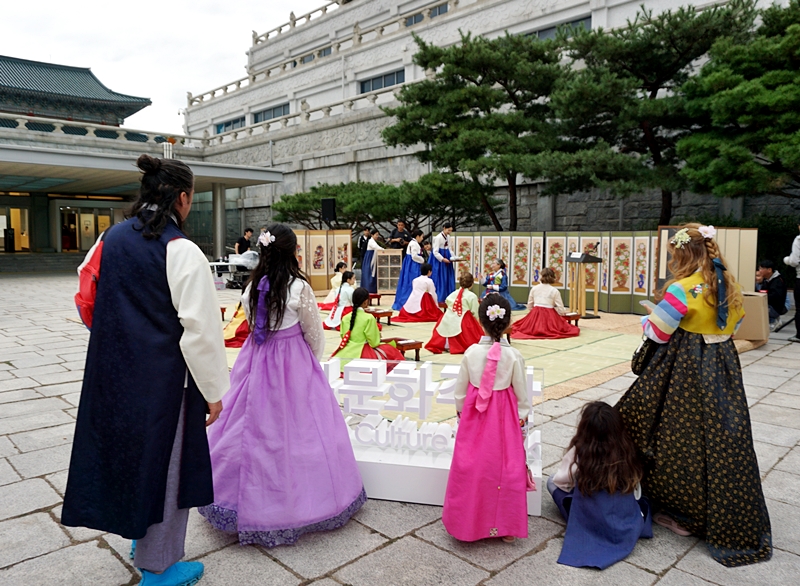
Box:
[0, 274, 799, 585]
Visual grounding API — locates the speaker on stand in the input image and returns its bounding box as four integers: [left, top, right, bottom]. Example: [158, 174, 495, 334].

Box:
[321, 198, 337, 223]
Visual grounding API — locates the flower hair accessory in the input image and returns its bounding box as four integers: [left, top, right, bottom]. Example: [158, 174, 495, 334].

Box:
[258, 231, 276, 248]
[670, 228, 691, 249]
[698, 225, 716, 240]
[486, 304, 506, 321]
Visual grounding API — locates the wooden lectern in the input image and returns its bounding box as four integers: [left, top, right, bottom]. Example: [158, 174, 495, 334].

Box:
[566, 252, 603, 319]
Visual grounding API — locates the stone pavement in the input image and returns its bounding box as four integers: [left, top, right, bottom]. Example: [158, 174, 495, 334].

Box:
[0, 274, 799, 585]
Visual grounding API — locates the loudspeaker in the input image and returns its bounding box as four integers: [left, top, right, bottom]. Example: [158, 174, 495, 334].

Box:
[321, 198, 337, 222]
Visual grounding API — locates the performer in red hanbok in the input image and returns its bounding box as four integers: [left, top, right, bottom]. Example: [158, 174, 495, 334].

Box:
[393, 263, 443, 323]
[426, 273, 483, 354]
[511, 268, 579, 340]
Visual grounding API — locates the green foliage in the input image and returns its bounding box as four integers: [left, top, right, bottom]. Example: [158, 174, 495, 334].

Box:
[543, 0, 757, 225]
[382, 32, 569, 230]
[677, 0, 800, 199]
[272, 176, 490, 234]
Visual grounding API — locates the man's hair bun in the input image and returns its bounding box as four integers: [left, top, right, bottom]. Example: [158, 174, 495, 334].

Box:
[136, 154, 162, 174]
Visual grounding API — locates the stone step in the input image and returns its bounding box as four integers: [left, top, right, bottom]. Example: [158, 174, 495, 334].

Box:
[0, 254, 83, 274]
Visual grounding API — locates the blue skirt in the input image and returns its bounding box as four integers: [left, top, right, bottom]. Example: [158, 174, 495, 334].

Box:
[392, 255, 421, 310]
[361, 250, 377, 294]
[431, 249, 455, 300]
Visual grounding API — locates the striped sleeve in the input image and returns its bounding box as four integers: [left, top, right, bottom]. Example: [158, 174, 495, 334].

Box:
[643, 283, 688, 343]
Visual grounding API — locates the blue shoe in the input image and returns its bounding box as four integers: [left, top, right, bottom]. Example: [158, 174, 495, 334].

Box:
[139, 561, 204, 586]
[130, 540, 136, 560]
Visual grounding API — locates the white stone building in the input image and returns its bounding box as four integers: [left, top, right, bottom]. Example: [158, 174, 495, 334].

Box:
[183, 0, 760, 231]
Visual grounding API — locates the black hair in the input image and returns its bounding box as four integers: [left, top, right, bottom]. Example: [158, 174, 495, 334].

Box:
[443, 222, 453, 230]
[396, 220, 406, 225]
[422, 240, 431, 247]
[338, 270, 355, 297]
[129, 154, 194, 239]
[246, 223, 307, 335]
[421, 263, 432, 276]
[370, 228, 379, 236]
[335, 261, 347, 272]
[479, 293, 511, 342]
[362, 226, 370, 232]
[759, 259, 775, 270]
[411, 229, 424, 238]
[494, 258, 507, 270]
[350, 287, 370, 332]
[244, 227, 253, 234]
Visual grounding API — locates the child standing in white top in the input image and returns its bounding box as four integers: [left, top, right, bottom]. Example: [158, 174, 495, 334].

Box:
[443, 294, 530, 543]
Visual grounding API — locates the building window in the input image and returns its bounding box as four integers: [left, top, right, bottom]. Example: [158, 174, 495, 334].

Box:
[536, 16, 591, 40]
[215, 116, 245, 134]
[301, 54, 314, 64]
[253, 103, 290, 123]
[360, 69, 405, 94]
[320, 46, 332, 57]
[405, 13, 424, 26]
[430, 3, 448, 18]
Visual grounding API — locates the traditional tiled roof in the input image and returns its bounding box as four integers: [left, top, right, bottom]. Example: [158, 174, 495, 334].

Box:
[0, 55, 150, 121]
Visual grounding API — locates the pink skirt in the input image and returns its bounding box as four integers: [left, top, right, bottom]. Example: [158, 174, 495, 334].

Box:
[443, 383, 528, 541]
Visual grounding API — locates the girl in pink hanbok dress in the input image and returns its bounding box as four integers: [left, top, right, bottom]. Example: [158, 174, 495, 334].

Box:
[443, 294, 530, 542]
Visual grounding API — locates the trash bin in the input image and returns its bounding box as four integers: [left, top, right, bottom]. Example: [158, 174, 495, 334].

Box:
[3, 228, 14, 253]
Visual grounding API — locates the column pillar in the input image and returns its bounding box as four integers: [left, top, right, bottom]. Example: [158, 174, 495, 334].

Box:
[212, 183, 226, 259]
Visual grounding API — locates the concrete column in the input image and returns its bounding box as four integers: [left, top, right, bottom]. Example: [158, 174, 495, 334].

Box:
[537, 193, 556, 231]
[212, 183, 226, 259]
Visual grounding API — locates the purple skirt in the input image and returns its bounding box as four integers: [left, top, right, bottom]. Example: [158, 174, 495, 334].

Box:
[199, 323, 365, 547]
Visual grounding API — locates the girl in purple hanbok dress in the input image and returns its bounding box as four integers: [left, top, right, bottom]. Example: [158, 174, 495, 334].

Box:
[443, 294, 530, 543]
[199, 223, 366, 547]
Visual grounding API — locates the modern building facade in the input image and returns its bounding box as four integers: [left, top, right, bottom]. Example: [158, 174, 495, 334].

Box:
[0, 56, 281, 261]
[182, 0, 779, 232]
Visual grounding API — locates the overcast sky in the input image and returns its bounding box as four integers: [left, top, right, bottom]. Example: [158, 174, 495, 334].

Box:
[2, 0, 325, 134]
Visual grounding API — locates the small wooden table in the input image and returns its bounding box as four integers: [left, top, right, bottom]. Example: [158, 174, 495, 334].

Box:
[438, 301, 448, 310]
[382, 337, 423, 361]
[563, 312, 580, 327]
[366, 308, 393, 326]
[369, 293, 382, 306]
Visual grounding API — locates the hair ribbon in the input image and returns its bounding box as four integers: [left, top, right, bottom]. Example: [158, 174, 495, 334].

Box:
[475, 342, 502, 412]
[254, 276, 270, 345]
[712, 258, 728, 330]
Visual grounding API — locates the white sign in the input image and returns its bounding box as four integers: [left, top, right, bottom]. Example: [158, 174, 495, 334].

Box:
[320, 358, 545, 514]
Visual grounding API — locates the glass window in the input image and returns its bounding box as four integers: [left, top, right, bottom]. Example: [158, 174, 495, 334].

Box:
[537, 16, 591, 40]
[361, 80, 371, 93]
[383, 72, 395, 87]
[405, 13, 424, 26]
[396, 69, 405, 84]
[431, 3, 448, 17]
[301, 54, 314, 64]
[359, 69, 405, 94]
[320, 46, 332, 57]
[215, 116, 246, 134]
[254, 103, 290, 124]
[372, 76, 383, 90]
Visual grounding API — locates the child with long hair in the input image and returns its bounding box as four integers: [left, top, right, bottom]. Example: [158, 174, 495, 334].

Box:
[511, 267, 579, 339]
[443, 294, 530, 543]
[425, 273, 483, 354]
[199, 223, 366, 547]
[548, 402, 652, 569]
[319, 261, 348, 310]
[331, 287, 405, 371]
[617, 223, 771, 566]
[323, 270, 356, 330]
[393, 263, 442, 322]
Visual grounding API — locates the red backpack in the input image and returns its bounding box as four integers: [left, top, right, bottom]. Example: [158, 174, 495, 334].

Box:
[74, 232, 107, 330]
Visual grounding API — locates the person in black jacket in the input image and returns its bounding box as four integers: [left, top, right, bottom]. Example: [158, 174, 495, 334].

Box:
[756, 259, 788, 331]
[357, 227, 370, 262]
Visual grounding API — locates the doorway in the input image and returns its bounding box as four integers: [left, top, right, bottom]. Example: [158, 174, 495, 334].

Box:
[0, 207, 31, 252]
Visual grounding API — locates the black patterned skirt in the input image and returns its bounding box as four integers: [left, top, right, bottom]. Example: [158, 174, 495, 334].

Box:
[616, 329, 772, 567]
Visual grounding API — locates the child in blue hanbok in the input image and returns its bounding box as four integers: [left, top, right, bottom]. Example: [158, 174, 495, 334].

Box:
[481, 259, 525, 310]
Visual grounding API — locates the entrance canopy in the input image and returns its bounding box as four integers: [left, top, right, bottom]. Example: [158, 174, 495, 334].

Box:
[0, 144, 282, 196]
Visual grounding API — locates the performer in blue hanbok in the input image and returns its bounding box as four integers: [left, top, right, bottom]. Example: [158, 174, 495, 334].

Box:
[392, 229, 425, 310]
[360, 229, 382, 294]
[481, 259, 526, 310]
[430, 223, 456, 299]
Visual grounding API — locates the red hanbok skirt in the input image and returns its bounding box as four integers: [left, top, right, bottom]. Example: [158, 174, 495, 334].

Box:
[511, 306, 579, 340]
[425, 312, 483, 355]
[393, 293, 443, 323]
[360, 342, 406, 373]
[318, 301, 337, 311]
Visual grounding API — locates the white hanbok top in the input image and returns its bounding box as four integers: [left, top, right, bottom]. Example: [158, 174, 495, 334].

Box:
[432, 232, 450, 261]
[241, 278, 326, 360]
[403, 274, 438, 313]
[407, 239, 424, 264]
[527, 283, 567, 315]
[322, 272, 343, 304]
[454, 337, 530, 420]
[367, 238, 383, 251]
[437, 288, 480, 338]
[324, 282, 355, 329]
